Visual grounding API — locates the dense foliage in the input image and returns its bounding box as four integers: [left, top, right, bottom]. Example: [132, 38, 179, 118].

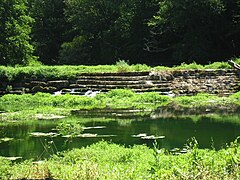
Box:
[0, 0, 240, 66]
[30, 0, 68, 65]
[148, 0, 240, 64]
[0, 0, 35, 65]
[60, 0, 158, 65]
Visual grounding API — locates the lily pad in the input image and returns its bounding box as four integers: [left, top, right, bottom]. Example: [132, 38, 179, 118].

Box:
[4, 157, 22, 161]
[83, 126, 106, 130]
[62, 133, 116, 138]
[77, 133, 98, 138]
[132, 133, 147, 138]
[141, 135, 165, 140]
[62, 135, 72, 138]
[30, 132, 59, 137]
[96, 134, 116, 138]
[32, 161, 45, 165]
[77, 133, 116, 138]
[35, 114, 66, 120]
[0, 137, 14, 143]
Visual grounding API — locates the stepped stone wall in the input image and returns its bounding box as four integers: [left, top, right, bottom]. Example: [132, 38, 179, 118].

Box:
[0, 69, 239, 96]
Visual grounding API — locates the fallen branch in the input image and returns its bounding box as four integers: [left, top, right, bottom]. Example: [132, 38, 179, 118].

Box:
[228, 60, 240, 70]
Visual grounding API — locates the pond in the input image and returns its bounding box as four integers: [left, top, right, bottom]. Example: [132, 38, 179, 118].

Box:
[0, 111, 240, 160]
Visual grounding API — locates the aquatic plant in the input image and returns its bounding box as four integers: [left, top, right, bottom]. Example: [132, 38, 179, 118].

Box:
[56, 119, 84, 137]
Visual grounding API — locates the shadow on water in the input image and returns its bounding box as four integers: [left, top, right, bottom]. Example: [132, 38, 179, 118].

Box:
[0, 107, 240, 160]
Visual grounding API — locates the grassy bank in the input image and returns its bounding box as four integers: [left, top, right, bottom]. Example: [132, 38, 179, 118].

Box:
[0, 89, 239, 121]
[0, 59, 239, 81]
[0, 140, 240, 179]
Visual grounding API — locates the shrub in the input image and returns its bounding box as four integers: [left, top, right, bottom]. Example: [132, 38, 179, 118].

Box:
[56, 120, 83, 137]
[116, 60, 130, 72]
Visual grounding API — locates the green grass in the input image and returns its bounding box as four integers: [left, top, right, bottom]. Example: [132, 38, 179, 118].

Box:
[0, 89, 239, 122]
[1, 90, 238, 113]
[173, 93, 230, 107]
[1, 139, 240, 179]
[1, 58, 239, 82]
[0, 64, 151, 82]
[0, 90, 170, 113]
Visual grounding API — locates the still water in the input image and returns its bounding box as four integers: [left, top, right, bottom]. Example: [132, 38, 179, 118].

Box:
[0, 113, 240, 160]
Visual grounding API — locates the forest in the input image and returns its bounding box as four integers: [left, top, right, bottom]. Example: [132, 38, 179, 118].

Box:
[1, 0, 240, 66]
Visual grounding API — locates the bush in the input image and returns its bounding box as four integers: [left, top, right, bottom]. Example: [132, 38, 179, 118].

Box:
[116, 60, 131, 72]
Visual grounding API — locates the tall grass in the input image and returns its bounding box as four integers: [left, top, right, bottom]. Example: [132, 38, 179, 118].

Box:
[1, 139, 240, 179]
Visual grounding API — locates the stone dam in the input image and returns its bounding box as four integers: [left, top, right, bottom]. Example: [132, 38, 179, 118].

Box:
[0, 69, 239, 96]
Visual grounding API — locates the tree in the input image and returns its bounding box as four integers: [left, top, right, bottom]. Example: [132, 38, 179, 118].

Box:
[147, 0, 240, 64]
[30, 0, 68, 64]
[0, 0, 35, 66]
[60, 0, 158, 65]
[60, 0, 127, 64]
[221, 0, 240, 58]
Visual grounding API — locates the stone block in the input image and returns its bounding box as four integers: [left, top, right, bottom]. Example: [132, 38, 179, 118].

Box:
[47, 86, 58, 93]
[31, 86, 45, 93]
[30, 81, 47, 87]
[47, 80, 69, 89]
[9, 90, 23, 95]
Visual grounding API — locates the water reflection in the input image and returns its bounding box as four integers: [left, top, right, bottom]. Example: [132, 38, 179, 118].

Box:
[0, 112, 240, 160]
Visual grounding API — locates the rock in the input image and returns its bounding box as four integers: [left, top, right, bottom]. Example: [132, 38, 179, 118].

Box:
[4, 157, 22, 161]
[83, 126, 106, 130]
[141, 135, 165, 140]
[132, 133, 147, 138]
[30, 132, 59, 137]
[9, 90, 22, 94]
[0, 137, 14, 143]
